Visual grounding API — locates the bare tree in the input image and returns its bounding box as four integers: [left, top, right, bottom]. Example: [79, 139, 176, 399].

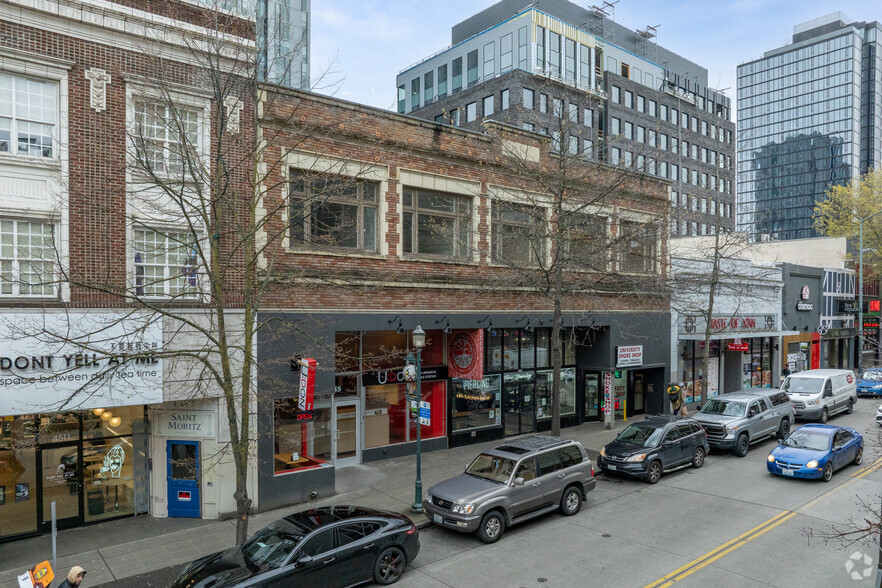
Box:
[481, 91, 669, 435]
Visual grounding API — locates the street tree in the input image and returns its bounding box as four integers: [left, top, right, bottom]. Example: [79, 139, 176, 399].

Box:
[482, 90, 669, 435]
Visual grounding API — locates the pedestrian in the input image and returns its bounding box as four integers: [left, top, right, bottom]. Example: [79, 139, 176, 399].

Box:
[58, 566, 86, 588]
[667, 382, 686, 416]
[782, 365, 791, 378]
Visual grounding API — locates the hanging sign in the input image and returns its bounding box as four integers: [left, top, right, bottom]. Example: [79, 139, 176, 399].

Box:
[615, 345, 643, 368]
[727, 338, 749, 352]
[294, 357, 316, 420]
[447, 329, 484, 380]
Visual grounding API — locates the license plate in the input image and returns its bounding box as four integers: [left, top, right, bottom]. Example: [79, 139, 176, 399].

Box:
[607, 464, 617, 471]
[433, 514, 443, 524]
[782, 469, 794, 476]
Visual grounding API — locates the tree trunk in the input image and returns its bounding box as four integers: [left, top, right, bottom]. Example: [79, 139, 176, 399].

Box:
[701, 229, 722, 404]
[551, 272, 563, 437]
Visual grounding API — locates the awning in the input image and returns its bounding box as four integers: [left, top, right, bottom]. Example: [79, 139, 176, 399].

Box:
[679, 330, 800, 341]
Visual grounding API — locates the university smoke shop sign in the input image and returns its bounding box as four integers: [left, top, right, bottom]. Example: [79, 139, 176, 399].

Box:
[0, 312, 163, 416]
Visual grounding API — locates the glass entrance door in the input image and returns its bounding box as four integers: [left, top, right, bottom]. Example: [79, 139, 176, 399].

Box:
[503, 372, 536, 436]
[584, 373, 600, 420]
[332, 399, 360, 467]
[40, 444, 83, 530]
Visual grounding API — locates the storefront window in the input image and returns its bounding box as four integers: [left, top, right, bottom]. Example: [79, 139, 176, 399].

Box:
[585, 373, 600, 419]
[750, 337, 772, 387]
[420, 330, 445, 366]
[520, 330, 536, 369]
[364, 384, 407, 447]
[273, 398, 331, 474]
[362, 330, 408, 371]
[536, 329, 550, 367]
[503, 329, 518, 370]
[335, 374, 359, 398]
[335, 331, 360, 373]
[452, 376, 502, 432]
[83, 405, 137, 439]
[83, 436, 135, 522]
[536, 368, 576, 419]
[487, 329, 502, 371]
[37, 412, 79, 444]
[408, 381, 447, 440]
[0, 423, 37, 537]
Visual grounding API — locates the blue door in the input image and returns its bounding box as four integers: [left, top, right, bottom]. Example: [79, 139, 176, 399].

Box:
[167, 440, 200, 518]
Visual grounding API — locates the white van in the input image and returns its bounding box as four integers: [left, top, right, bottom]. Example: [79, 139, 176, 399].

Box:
[782, 369, 858, 423]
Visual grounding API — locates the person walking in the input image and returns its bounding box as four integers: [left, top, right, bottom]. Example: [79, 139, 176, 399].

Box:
[667, 382, 688, 416]
[58, 566, 86, 588]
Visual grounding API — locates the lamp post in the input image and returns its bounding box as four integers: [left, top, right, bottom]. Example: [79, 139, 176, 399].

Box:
[858, 210, 882, 371]
[407, 324, 426, 513]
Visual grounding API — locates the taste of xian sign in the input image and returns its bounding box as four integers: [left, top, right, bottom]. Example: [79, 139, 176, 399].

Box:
[0, 312, 163, 416]
[680, 314, 777, 335]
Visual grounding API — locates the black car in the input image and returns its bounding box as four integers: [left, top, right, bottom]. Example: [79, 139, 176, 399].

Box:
[598, 415, 710, 484]
[172, 506, 419, 587]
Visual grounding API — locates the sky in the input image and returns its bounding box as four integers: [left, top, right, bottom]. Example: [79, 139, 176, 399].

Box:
[310, 0, 878, 113]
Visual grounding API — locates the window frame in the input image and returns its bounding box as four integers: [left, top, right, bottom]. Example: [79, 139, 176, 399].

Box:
[132, 225, 200, 299]
[618, 219, 657, 274]
[288, 171, 380, 254]
[491, 200, 546, 268]
[0, 72, 59, 160]
[0, 217, 58, 298]
[402, 187, 473, 260]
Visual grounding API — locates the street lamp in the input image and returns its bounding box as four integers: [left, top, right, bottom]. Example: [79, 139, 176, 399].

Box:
[858, 210, 882, 371]
[407, 324, 426, 513]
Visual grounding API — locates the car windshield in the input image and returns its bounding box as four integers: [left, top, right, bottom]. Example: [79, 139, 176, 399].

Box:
[616, 424, 663, 447]
[782, 430, 831, 451]
[699, 399, 746, 417]
[242, 520, 307, 569]
[861, 370, 882, 381]
[466, 453, 516, 483]
[783, 376, 822, 394]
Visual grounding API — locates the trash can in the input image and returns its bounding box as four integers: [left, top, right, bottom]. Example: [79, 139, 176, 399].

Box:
[87, 489, 104, 516]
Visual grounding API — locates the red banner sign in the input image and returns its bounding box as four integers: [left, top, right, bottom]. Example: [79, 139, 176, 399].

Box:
[297, 358, 316, 416]
[447, 330, 484, 380]
[727, 337, 749, 352]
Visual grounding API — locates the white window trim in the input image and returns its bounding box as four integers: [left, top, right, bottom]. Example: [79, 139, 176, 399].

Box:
[130, 221, 206, 300]
[0, 49, 71, 302]
[0, 213, 61, 298]
[402, 170, 479, 263]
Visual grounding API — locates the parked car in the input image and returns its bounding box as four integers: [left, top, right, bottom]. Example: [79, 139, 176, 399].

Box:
[693, 389, 794, 457]
[856, 367, 882, 397]
[171, 506, 419, 587]
[423, 435, 595, 544]
[782, 369, 858, 423]
[876, 403, 882, 427]
[598, 415, 710, 484]
[767, 424, 863, 481]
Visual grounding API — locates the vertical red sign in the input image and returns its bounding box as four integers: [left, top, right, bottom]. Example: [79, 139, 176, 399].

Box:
[447, 330, 484, 380]
[298, 358, 316, 413]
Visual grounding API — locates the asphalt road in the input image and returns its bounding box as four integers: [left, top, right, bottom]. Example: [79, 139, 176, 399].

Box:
[100, 398, 882, 588]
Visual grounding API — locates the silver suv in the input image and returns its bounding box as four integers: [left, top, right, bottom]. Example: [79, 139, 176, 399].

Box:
[423, 435, 595, 543]
[693, 389, 794, 457]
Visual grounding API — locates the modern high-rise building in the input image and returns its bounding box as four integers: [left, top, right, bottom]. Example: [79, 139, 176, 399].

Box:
[215, 0, 311, 90]
[737, 12, 882, 241]
[396, 0, 736, 236]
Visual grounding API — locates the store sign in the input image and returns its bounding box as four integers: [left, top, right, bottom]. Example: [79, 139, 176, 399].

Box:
[154, 410, 216, 438]
[447, 329, 484, 381]
[0, 312, 163, 417]
[419, 401, 430, 426]
[796, 301, 814, 311]
[616, 345, 643, 368]
[680, 314, 777, 335]
[837, 300, 860, 315]
[362, 366, 448, 387]
[727, 338, 749, 352]
[870, 300, 881, 314]
[297, 357, 316, 420]
[801, 285, 810, 300]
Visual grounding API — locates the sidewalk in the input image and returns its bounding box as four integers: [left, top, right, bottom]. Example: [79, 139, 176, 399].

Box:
[0, 420, 624, 588]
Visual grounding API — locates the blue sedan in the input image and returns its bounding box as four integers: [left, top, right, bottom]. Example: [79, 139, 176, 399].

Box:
[767, 424, 863, 482]
[857, 367, 882, 396]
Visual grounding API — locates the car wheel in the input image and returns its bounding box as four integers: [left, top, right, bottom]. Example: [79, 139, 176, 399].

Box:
[846, 400, 854, 414]
[734, 434, 749, 457]
[646, 460, 662, 484]
[822, 462, 833, 482]
[477, 511, 505, 544]
[692, 446, 706, 469]
[560, 486, 582, 516]
[854, 447, 864, 466]
[373, 546, 406, 585]
[819, 408, 828, 424]
[777, 419, 790, 440]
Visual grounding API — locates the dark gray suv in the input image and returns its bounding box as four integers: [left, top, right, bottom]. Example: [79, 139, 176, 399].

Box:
[423, 435, 595, 543]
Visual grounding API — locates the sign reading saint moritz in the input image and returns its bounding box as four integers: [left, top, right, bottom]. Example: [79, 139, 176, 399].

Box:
[0, 312, 163, 416]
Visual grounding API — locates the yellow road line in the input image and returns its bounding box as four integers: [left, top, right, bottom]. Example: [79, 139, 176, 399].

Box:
[644, 456, 882, 588]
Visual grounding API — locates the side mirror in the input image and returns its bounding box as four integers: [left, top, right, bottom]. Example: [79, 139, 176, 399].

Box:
[465, 464, 469, 472]
[833, 444, 842, 451]
[297, 554, 314, 566]
[513, 477, 525, 486]
[824, 390, 833, 398]
[662, 440, 673, 447]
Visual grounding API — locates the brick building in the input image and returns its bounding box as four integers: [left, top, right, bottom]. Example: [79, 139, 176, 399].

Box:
[0, 0, 258, 540]
[254, 87, 672, 510]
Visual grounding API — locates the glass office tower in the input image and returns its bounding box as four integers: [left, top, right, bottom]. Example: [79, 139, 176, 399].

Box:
[737, 13, 882, 240]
